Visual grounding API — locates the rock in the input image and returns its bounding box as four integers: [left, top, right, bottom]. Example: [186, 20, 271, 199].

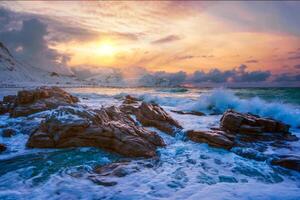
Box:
[220, 109, 291, 134]
[123, 95, 139, 104]
[135, 102, 182, 136]
[186, 130, 234, 149]
[94, 161, 135, 177]
[2, 128, 16, 137]
[89, 176, 117, 186]
[171, 110, 205, 116]
[27, 105, 165, 158]
[272, 156, 300, 172]
[0, 87, 79, 117]
[0, 143, 6, 152]
[3, 95, 16, 104]
[119, 96, 141, 115]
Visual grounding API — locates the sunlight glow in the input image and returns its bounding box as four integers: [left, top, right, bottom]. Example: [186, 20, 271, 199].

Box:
[95, 42, 116, 56]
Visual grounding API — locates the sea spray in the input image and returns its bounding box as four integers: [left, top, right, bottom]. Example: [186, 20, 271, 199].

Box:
[186, 89, 300, 127]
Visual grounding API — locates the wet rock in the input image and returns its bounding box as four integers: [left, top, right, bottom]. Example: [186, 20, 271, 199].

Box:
[135, 102, 182, 136]
[0, 143, 6, 152]
[0, 87, 79, 117]
[2, 128, 16, 137]
[123, 95, 139, 104]
[94, 161, 135, 177]
[3, 95, 16, 104]
[119, 96, 141, 115]
[27, 105, 165, 158]
[171, 110, 205, 116]
[186, 130, 234, 149]
[220, 109, 290, 134]
[272, 156, 300, 172]
[89, 176, 117, 186]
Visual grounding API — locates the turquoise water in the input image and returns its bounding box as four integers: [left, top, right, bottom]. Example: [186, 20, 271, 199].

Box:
[0, 87, 300, 200]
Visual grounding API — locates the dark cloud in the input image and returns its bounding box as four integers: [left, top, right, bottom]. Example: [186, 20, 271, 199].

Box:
[288, 55, 300, 60]
[151, 35, 181, 44]
[274, 73, 300, 82]
[174, 55, 195, 60]
[0, 16, 71, 74]
[245, 59, 259, 63]
[173, 54, 214, 61]
[294, 64, 300, 69]
[138, 71, 186, 87]
[189, 64, 271, 83]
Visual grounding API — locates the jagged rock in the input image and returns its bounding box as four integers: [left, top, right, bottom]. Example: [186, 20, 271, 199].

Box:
[171, 110, 206, 116]
[0, 87, 79, 117]
[119, 95, 141, 115]
[186, 130, 234, 149]
[0, 143, 6, 152]
[2, 128, 16, 137]
[220, 109, 290, 134]
[135, 102, 182, 136]
[123, 95, 139, 104]
[272, 156, 300, 172]
[27, 105, 165, 157]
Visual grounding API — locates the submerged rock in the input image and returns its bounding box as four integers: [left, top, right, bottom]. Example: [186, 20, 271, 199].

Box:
[1, 128, 16, 137]
[135, 102, 182, 136]
[186, 130, 234, 149]
[27, 105, 165, 157]
[0, 143, 6, 152]
[171, 110, 206, 116]
[0, 86, 79, 117]
[272, 156, 300, 172]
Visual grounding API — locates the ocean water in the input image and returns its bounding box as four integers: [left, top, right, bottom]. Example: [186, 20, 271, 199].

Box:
[0, 87, 300, 200]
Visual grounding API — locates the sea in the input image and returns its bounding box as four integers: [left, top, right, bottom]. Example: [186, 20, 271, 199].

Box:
[0, 87, 300, 200]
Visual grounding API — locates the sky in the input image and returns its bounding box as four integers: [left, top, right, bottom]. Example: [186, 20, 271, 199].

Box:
[0, 1, 300, 86]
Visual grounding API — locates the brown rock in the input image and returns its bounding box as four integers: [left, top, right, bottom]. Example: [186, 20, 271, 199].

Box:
[0, 87, 79, 117]
[186, 130, 234, 149]
[220, 109, 290, 134]
[123, 95, 139, 104]
[135, 102, 182, 136]
[27, 106, 165, 158]
[272, 156, 300, 172]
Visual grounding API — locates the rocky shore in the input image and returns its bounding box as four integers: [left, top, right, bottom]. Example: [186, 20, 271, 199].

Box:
[1, 87, 299, 179]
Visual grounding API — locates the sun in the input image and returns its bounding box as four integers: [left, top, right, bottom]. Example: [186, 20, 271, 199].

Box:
[96, 43, 116, 56]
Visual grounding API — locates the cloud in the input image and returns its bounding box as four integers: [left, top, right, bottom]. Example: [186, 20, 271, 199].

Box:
[151, 35, 181, 44]
[294, 64, 300, 69]
[0, 7, 77, 74]
[288, 55, 300, 60]
[138, 71, 186, 87]
[189, 64, 271, 83]
[274, 73, 300, 82]
[245, 59, 259, 63]
[0, 17, 72, 74]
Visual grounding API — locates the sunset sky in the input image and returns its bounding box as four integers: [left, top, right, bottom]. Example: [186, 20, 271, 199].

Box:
[1, 1, 300, 86]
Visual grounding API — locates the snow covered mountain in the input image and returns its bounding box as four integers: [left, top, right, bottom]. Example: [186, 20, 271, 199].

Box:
[0, 42, 82, 87]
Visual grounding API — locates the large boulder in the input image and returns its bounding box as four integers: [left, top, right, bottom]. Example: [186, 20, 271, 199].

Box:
[0, 87, 79, 117]
[220, 110, 290, 134]
[120, 99, 183, 136]
[272, 156, 300, 172]
[27, 105, 165, 158]
[186, 130, 234, 149]
[135, 102, 182, 136]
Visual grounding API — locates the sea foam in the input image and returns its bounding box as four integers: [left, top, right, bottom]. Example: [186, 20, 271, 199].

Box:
[185, 89, 300, 128]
